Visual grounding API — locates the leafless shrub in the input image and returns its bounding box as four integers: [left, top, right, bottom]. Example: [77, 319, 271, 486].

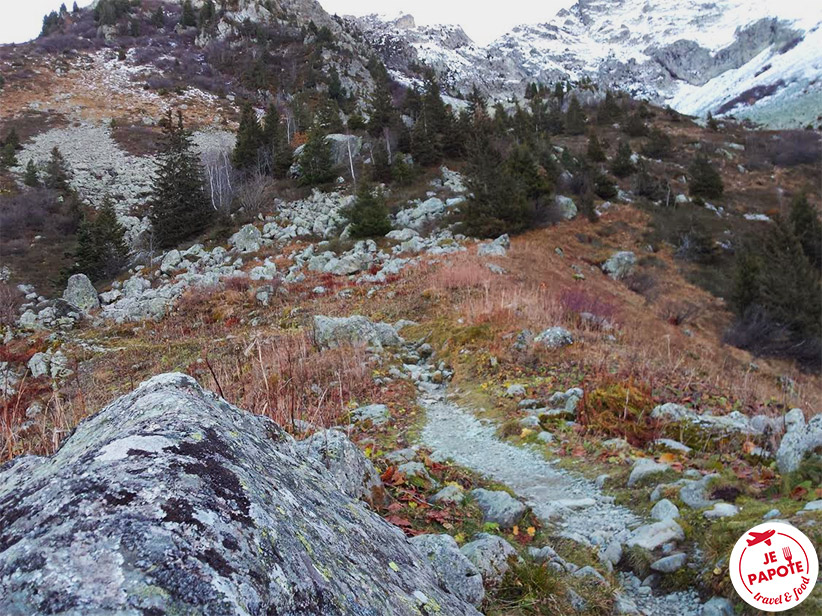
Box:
[725, 306, 822, 370]
[236, 174, 275, 218]
[0, 283, 24, 327]
[661, 300, 701, 326]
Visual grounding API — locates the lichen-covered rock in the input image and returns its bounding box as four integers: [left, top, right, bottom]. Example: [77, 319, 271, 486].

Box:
[62, 273, 99, 313]
[627, 458, 670, 487]
[555, 195, 578, 220]
[470, 488, 527, 528]
[295, 429, 385, 507]
[313, 315, 403, 349]
[409, 534, 485, 607]
[602, 251, 637, 280]
[460, 533, 518, 585]
[229, 224, 262, 253]
[534, 326, 574, 349]
[0, 373, 480, 616]
[776, 408, 822, 473]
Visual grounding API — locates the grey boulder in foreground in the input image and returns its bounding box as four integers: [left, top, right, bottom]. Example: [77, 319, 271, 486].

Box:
[0, 373, 479, 616]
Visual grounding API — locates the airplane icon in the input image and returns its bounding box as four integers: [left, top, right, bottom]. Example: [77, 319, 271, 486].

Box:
[746, 529, 776, 547]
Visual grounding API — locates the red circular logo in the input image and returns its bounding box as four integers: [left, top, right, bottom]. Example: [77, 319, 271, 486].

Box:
[729, 522, 818, 612]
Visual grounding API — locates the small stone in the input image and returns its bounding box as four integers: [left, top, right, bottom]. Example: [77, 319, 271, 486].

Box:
[506, 384, 527, 397]
[626, 520, 685, 550]
[704, 503, 739, 519]
[763, 508, 781, 520]
[627, 458, 670, 488]
[430, 484, 465, 505]
[470, 489, 526, 528]
[351, 403, 390, 426]
[650, 552, 687, 573]
[533, 327, 574, 349]
[650, 499, 680, 521]
[702, 597, 734, 616]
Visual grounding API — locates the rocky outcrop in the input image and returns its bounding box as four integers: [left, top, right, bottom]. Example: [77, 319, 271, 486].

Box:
[776, 408, 822, 473]
[0, 373, 480, 615]
[313, 315, 404, 349]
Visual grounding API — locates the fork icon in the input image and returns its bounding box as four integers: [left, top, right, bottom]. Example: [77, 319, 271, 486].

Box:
[783, 546, 793, 564]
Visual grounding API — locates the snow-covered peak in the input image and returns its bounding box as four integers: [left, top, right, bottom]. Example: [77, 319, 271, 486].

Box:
[354, 0, 822, 128]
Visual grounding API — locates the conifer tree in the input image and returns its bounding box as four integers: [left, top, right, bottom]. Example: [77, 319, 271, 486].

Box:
[76, 196, 129, 281]
[730, 243, 761, 316]
[327, 67, 343, 102]
[586, 133, 606, 162]
[370, 140, 393, 184]
[198, 0, 215, 29]
[298, 125, 334, 186]
[688, 154, 723, 200]
[151, 6, 164, 27]
[344, 183, 392, 238]
[594, 174, 617, 199]
[706, 112, 719, 131]
[410, 107, 442, 167]
[261, 104, 293, 179]
[624, 111, 648, 137]
[789, 193, 822, 270]
[0, 142, 16, 169]
[757, 218, 821, 338]
[564, 95, 586, 135]
[72, 2, 79, 14]
[44, 146, 70, 191]
[181, 0, 197, 27]
[232, 102, 263, 172]
[641, 127, 672, 159]
[149, 110, 212, 249]
[460, 119, 532, 237]
[23, 159, 40, 187]
[598, 90, 622, 125]
[610, 141, 635, 178]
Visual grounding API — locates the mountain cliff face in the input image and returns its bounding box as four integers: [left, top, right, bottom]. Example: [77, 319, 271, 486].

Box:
[349, 1, 822, 128]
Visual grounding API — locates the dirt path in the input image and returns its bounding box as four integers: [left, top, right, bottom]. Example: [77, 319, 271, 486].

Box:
[418, 382, 705, 615]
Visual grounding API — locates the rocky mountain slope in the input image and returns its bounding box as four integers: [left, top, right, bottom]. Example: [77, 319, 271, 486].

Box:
[349, 1, 822, 128]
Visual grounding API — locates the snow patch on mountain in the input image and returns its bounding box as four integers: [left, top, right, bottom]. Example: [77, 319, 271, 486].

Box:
[353, 0, 822, 128]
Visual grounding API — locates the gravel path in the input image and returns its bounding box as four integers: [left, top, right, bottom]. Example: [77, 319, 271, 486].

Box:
[418, 382, 705, 615]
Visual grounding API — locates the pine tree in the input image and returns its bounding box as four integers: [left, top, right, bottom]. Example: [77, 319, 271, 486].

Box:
[327, 67, 343, 101]
[610, 141, 635, 178]
[76, 196, 129, 281]
[298, 125, 334, 186]
[641, 127, 672, 159]
[23, 159, 40, 187]
[624, 111, 648, 137]
[598, 90, 622, 125]
[180, 0, 197, 27]
[151, 6, 164, 27]
[232, 102, 263, 172]
[587, 133, 606, 162]
[789, 193, 822, 270]
[0, 142, 16, 169]
[688, 154, 724, 200]
[564, 95, 586, 135]
[149, 110, 213, 249]
[72, 2, 79, 14]
[344, 183, 392, 238]
[594, 174, 617, 199]
[198, 0, 215, 29]
[410, 108, 442, 167]
[730, 243, 761, 316]
[460, 119, 533, 237]
[44, 146, 70, 191]
[757, 218, 821, 338]
[261, 104, 293, 179]
[371, 140, 393, 184]
[706, 112, 719, 131]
